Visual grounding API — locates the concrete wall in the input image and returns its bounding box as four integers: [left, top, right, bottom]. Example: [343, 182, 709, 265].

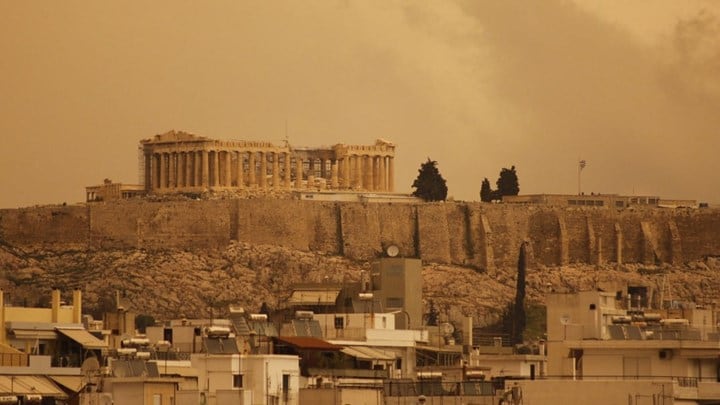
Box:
[517, 380, 675, 405]
[2, 200, 719, 269]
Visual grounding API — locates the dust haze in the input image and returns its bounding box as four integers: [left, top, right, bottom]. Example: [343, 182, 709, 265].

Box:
[1, 0, 718, 208]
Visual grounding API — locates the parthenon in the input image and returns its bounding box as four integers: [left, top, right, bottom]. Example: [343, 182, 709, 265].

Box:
[140, 130, 396, 194]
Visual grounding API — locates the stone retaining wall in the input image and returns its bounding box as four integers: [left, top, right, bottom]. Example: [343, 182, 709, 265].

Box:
[2, 200, 719, 268]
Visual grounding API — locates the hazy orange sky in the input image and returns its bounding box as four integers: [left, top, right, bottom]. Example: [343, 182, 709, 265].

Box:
[2, 1, 719, 208]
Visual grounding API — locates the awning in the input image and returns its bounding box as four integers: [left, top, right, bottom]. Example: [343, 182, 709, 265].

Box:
[0, 376, 67, 397]
[288, 289, 340, 305]
[49, 376, 84, 392]
[275, 336, 342, 351]
[0, 342, 25, 354]
[341, 346, 396, 361]
[55, 328, 107, 349]
[11, 330, 58, 340]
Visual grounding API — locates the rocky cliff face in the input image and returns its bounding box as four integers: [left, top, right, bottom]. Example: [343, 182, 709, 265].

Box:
[2, 240, 719, 329]
[4, 199, 720, 271]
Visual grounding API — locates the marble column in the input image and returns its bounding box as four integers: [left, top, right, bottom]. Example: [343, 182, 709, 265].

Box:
[224, 151, 232, 187]
[236, 152, 244, 189]
[153, 153, 162, 190]
[373, 156, 380, 191]
[177, 152, 185, 188]
[272, 152, 280, 190]
[342, 158, 350, 189]
[354, 155, 362, 190]
[379, 156, 386, 191]
[296, 157, 304, 189]
[388, 157, 394, 192]
[248, 152, 256, 187]
[363, 155, 373, 191]
[184, 152, 192, 187]
[202, 150, 209, 187]
[259, 152, 267, 189]
[194, 151, 202, 187]
[168, 153, 176, 188]
[331, 161, 339, 189]
[144, 153, 152, 191]
[284, 152, 291, 189]
[320, 159, 327, 179]
[212, 151, 220, 187]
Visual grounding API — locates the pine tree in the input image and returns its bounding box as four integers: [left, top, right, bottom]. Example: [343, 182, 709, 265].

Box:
[411, 158, 448, 201]
[480, 178, 493, 202]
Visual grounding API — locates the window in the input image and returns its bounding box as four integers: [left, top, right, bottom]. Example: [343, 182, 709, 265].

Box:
[283, 374, 290, 397]
[334, 316, 344, 329]
[153, 394, 162, 405]
[233, 374, 243, 388]
[615, 201, 625, 208]
[163, 328, 173, 343]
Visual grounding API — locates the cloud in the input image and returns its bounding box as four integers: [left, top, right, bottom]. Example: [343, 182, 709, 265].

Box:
[1, 0, 718, 207]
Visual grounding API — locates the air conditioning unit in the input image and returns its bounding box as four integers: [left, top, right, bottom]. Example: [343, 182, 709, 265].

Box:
[295, 311, 314, 320]
[206, 325, 231, 337]
[117, 348, 137, 356]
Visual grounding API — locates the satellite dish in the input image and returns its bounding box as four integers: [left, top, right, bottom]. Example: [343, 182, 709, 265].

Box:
[81, 356, 101, 384]
[560, 315, 570, 325]
[386, 245, 400, 257]
[81, 357, 100, 375]
[440, 322, 455, 337]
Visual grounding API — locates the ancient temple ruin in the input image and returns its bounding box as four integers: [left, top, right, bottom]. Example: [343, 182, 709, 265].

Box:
[139, 130, 396, 194]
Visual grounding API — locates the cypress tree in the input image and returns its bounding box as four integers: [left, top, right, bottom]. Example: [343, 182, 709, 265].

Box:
[411, 158, 448, 201]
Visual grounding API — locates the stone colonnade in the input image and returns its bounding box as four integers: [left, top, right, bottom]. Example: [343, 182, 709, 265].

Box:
[141, 132, 396, 194]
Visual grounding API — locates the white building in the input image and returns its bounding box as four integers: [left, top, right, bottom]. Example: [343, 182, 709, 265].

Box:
[191, 353, 300, 405]
[517, 290, 720, 405]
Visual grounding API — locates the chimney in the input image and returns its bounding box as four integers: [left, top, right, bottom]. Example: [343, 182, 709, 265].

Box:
[73, 289, 82, 324]
[0, 290, 5, 344]
[51, 289, 61, 323]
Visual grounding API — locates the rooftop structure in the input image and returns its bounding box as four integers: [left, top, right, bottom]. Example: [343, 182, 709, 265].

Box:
[528, 289, 720, 404]
[502, 193, 698, 209]
[0, 289, 109, 403]
[85, 178, 146, 202]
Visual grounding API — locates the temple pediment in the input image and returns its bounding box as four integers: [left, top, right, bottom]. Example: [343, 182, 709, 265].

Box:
[142, 130, 208, 144]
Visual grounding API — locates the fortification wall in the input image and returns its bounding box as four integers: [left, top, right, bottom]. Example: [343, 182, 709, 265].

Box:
[2, 200, 719, 269]
[0, 205, 89, 245]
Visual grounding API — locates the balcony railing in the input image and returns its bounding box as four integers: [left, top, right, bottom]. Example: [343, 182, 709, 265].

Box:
[307, 367, 389, 379]
[384, 380, 495, 397]
[0, 353, 28, 367]
[605, 324, 720, 342]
